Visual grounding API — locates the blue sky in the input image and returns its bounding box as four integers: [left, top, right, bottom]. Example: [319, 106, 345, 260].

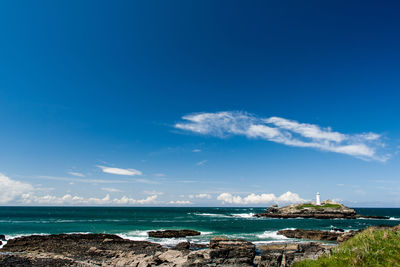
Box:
[1, 0, 400, 206]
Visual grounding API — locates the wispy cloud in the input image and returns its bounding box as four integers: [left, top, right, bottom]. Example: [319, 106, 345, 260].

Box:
[196, 160, 208, 166]
[68, 171, 85, 177]
[101, 187, 123, 193]
[36, 175, 130, 184]
[192, 149, 202, 153]
[175, 111, 388, 161]
[217, 191, 305, 205]
[98, 166, 142, 176]
[143, 190, 164, 195]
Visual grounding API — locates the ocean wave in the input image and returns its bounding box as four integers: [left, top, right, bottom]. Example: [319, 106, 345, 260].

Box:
[231, 213, 255, 218]
[117, 230, 211, 247]
[0, 219, 129, 224]
[389, 217, 400, 221]
[256, 231, 289, 240]
[194, 213, 232, 218]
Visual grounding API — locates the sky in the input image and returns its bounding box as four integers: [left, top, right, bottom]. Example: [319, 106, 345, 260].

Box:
[1, 0, 400, 207]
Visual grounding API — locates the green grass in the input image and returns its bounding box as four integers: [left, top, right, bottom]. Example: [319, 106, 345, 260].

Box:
[295, 203, 342, 210]
[294, 227, 400, 267]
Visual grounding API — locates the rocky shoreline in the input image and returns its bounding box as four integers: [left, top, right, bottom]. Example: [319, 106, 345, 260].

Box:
[277, 229, 359, 243]
[0, 233, 335, 266]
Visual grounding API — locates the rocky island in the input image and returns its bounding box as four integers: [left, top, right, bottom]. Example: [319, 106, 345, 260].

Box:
[255, 200, 388, 219]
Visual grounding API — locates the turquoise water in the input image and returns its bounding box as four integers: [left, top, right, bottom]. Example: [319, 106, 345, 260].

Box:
[1, 207, 399, 246]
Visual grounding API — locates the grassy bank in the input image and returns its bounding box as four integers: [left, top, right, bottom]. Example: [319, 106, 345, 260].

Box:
[294, 226, 400, 267]
[295, 203, 342, 210]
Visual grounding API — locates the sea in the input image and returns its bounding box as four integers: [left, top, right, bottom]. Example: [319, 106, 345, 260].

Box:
[1, 207, 399, 248]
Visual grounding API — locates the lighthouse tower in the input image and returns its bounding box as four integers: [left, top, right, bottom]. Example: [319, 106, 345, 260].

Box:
[316, 192, 321, 206]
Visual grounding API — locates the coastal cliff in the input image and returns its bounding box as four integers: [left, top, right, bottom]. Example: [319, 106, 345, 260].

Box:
[255, 201, 388, 219]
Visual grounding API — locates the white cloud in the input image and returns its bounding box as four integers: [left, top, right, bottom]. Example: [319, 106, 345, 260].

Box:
[98, 166, 142, 176]
[0, 174, 34, 203]
[0, 174, 158, 206]
[68, 171, 85, 177]
[20, 193, 158, 205]
[168, 200, 193, 205]
[189, 193, 212, 199]
[112, 195, 158, 205]
[175, 111, 388, 161]
[143, 190, 164, 195]
[101, 187, 123, 193]
[217, 191, 305, 205]
[196, 160, 208, 166]
[192, 149, 202, 152]
[154, 173, 165, 177]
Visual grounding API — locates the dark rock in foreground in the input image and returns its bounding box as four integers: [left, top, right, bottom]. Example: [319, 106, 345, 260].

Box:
[0, 234, 6, 241]
[173, 241, 191, 250]
[0, 233, 334, 266]
[209, 237, 256, 265]
[277, 229, 359, 242]
[257, 242, 335, 267]
[148, 229, 201, 238]
[255, 202, 388, 219]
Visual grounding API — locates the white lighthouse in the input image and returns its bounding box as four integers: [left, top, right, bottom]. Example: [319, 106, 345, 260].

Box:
[316, 192, 321, 206]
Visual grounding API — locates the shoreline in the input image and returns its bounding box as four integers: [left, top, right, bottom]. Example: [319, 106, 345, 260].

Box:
[0, 232, 337, 266]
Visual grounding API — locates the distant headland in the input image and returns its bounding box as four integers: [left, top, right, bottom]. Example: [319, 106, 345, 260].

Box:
[255, 193, 388, 219]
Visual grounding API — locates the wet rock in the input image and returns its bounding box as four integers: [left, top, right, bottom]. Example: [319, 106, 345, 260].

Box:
[209, 237, 256, 266]
[191, 243, 208, 249]
[148, 229, 201, 238]
[173, 241, 191, 250]
[277, 229, 360, 242]
[2, 233, 165, 256]
[0, 234, 5, 241]
[277, 229, 343, 241]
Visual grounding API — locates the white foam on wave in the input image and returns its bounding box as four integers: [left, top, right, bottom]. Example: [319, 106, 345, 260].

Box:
[194, 213, 231, 218]
[256, 230, 289, 240]
[201, 231, 214, 235]
[119, 230, 150, 241]
[117, 230, 213, 247]
[389, 217, 400, 221]
[231, 213, 255, 218]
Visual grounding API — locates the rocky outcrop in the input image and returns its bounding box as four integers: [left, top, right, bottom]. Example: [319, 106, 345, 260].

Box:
[0, 233, 335, 266]
[148, 229, 201, 238]
[277, 229, 359, 242]
[255, 202, 388, 219]
[173, 241, 191, 250]
[0, 234, 6, 241]
[258, 242, 335, 267]
[209, 237, 256, 266]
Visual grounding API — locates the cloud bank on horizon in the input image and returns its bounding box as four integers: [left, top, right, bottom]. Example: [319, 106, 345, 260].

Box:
[175, 111, 388, 161]
[0, 173, 306, 206]
[217, 191, 305, 205]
